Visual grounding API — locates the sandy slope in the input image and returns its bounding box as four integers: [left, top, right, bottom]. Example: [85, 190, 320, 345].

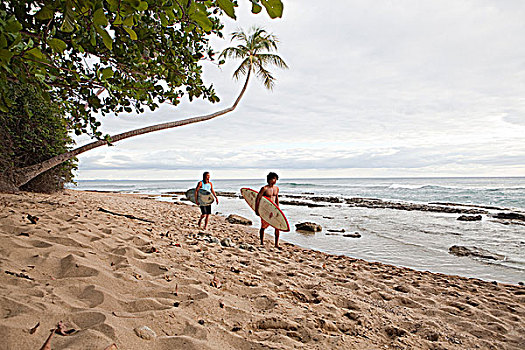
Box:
[0, 190, 523, 349]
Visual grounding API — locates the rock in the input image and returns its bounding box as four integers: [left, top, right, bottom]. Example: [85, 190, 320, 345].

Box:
[343, 232, 361, 238]
[220, 237, 235, 247]
[493, 212, 525, 222]
[226, 214, 252, 225]
[238, 243, 256, 251]
[449, 245, 505, 261]
[210, 237, 220, 244]
[457, 215, 482, 221]
[295, 222, 322, 232]
[327, 229, 345, 233]
[134, 326, 156, 340]
[279, 200, 326, 207]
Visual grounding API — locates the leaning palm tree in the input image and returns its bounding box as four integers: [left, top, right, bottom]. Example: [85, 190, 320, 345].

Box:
[6, 27, 288, 191]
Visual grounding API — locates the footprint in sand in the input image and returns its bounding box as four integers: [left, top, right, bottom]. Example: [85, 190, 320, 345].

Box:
[28, 240, 53, 248]
[54, 284, 105, 308]
[45, 236, 91, 249]
[58, 254, 99, 279]
[111, 246, 148, 260]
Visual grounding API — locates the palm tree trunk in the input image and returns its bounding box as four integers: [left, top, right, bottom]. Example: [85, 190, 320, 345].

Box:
[12, 68, 252, 189]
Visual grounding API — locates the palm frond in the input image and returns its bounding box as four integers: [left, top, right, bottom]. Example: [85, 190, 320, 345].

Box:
[254, 62, 275, 90]
[255, 53, 289, 69]
[220, 46, 248, 60]
[233, 58, 251, 80]
[231, 29, 248, 43]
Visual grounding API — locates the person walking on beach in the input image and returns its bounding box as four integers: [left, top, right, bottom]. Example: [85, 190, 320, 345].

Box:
[255, 172, 281, 248]
[195, 172, 218, 230]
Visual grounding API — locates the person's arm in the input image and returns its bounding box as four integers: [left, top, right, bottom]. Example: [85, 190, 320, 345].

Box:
[275, 186, 279, 207]
[210, 182, 219, 204]
[195, 182, 202, 206]
[255, 186, 265, 216]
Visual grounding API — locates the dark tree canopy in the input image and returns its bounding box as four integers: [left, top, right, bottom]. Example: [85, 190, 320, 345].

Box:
[0, 0, 283, 140]
[0, 81, 76, 193]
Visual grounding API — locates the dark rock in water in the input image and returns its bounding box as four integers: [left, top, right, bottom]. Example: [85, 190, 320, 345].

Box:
[327, 228, 345, 233]
[493, 212, 525, 222]
[226, 214, 252, 226]
[295, 222, 322, 232]
[279, 200, 325, 207]
[457, 215, 482, 221]
[310, 196, 342, 203]
[343, 232, 361, 238]
[216, 191, 237, 197]
[343, 197, 488, 214]
[449, 245, 505, 261]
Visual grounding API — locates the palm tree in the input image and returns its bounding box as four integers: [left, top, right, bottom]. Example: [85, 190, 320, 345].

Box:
[4, 27, 288, 192]
[220, 26, 289, 91]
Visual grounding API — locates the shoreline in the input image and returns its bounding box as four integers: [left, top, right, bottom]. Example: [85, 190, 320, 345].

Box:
[0, 190, 523, 349]
[75, 189, 525, 285]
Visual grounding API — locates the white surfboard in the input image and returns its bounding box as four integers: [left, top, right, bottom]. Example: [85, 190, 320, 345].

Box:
[185, 188, 214, 205]
[241, 188, 290, 232]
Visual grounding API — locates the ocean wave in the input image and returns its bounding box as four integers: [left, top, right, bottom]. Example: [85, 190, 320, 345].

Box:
[388, 184, 450, 190]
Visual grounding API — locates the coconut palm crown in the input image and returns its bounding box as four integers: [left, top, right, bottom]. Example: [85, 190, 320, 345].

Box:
[220, 27, 288, 90]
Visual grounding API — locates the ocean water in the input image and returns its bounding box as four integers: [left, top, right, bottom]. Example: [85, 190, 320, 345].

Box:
[70, 177, 525, 284]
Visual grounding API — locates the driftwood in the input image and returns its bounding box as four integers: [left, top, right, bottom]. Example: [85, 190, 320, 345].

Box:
[5, 270, 33, 280]
[39, 329, 54, 350]
[98, 208, 154, 223]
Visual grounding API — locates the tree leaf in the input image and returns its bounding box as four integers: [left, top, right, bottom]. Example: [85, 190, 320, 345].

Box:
[101, 67, 114, 80]
[24, 48, 46, 60]
[251, 1, 262, 14]
[0, 35, 7, 49]
[5, 19, 22, 33]
[122, 15, 134, 26]
[48, 38, 67, 53]
[93, 8, 108, 26]
[217, 0, 236, 19]
[95, 26, 113, 50]
[123, 27, 137, 40]
[113, 14, 123, 25]
[0, 49, 14, 63]
[261, 0, 283, 18]
[35, 6, 54, 20]
[137, 1, 148, 11]
[60, 1, 76, 32]
[191, 5, 213, 32]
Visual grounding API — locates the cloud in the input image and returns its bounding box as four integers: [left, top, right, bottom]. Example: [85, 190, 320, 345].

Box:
[74, 0, 525, 179]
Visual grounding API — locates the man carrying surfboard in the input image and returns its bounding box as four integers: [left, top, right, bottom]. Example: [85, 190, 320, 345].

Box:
[255, 172, 281, 248]
[195, 172, 219, 230]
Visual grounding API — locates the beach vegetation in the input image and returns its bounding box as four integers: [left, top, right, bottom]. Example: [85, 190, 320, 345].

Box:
[0, 0, 286, 192]
[0, 82, 76, 193]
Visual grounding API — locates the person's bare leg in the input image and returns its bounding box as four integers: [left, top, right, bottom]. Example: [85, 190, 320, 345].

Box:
[274, 229, 280, 248]
[198, 214, 205, 228]
[259, 228, 265, 245]
[204, 214, 210, 230]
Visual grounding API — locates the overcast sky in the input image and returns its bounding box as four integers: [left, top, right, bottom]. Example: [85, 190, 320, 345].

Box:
[75, 0, 525, 180]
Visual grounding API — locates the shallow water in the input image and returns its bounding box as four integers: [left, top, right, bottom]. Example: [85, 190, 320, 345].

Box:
[71, 177, 525, 284]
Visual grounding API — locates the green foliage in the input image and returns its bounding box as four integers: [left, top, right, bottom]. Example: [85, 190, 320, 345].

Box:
[0, 82, 77, 193]
[0, 0, 283, 140]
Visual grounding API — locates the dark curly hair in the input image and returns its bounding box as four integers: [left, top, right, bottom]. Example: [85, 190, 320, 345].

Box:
[267, 172, 279, 182]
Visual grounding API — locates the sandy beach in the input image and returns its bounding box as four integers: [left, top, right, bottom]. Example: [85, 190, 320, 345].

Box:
[0, 190, 523, 350]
